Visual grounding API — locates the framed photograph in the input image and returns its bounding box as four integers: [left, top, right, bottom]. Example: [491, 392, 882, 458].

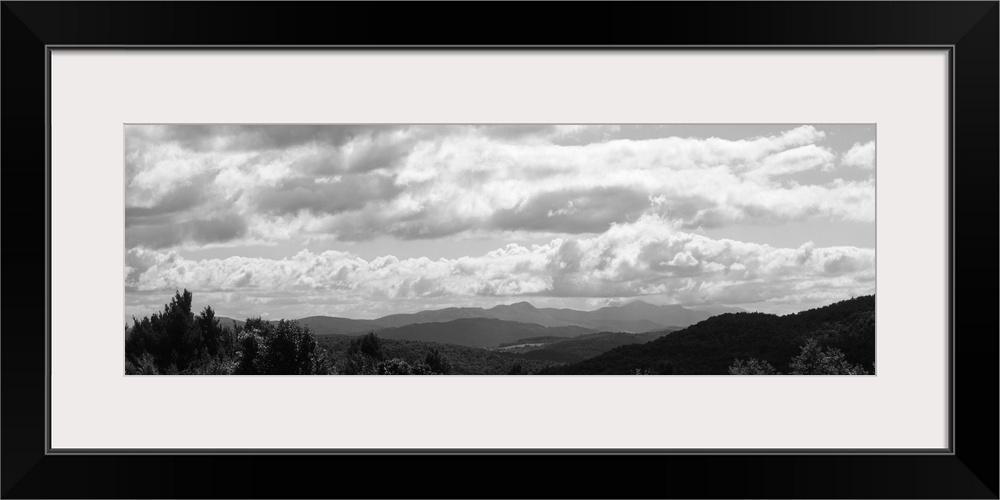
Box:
[120, 121, 878, 379]
[3, 2, 996, 498]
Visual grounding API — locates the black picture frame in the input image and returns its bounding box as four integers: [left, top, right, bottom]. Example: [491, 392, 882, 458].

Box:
[2, 2, 996, 498]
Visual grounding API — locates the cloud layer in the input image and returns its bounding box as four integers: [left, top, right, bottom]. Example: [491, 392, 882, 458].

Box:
[126, 214, 874, 318]
[124, 124, 875, 320]
[125, 125, 875, 249]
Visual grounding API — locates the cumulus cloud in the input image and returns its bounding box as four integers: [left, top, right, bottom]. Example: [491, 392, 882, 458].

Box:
[124, 124, 874, 250]
[841, 141, 875, 169]
[126, 214, 874, 318]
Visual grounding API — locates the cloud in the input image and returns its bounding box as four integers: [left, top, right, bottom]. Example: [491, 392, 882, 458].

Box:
[126, 214, 874, 315]
[126, 125, 401, 153]
[841, 141, 875, 169]
[124, 124, 874, 250]
[490, 187, 651, 234]
[257, 173, 401, 216]
[124, 180, 205, 223]
[125, 214, 249, 250]
[472, 124, 561, 141]
[747, 144, 836, 179]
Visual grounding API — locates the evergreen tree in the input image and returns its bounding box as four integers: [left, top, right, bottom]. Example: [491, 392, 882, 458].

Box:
[125, 291, 325, 375]
[788, 338, 870, 375]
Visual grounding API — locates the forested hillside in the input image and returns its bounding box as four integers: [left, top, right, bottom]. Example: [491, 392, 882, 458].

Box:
[501, 329, 678, 364]
[541, 296, 875, 375]
[315, 335, 560, 374]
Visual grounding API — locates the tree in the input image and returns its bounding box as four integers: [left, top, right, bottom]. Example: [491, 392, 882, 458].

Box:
[125, 289, 203, 372]
[233, 319, 328, 375]
[375, 358, 434, 375]
[631, 360, 674, 375]
[197, 305, 226, 357]
[507, 363, 525, 375]
[649, 361, 673, 375]
[233, 319, 265, 375]
[338, 332, 388, 375]
[349, 332, 384, 360]
[788, 338, 870, 375]
[126, 291, 327, 375]
[125, 352, 159, 375]
[728, 358, 779, 375]
[424, 348, 452, 375]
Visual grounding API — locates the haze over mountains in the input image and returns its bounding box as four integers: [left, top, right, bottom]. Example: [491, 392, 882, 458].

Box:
[220, 300, 733, 343]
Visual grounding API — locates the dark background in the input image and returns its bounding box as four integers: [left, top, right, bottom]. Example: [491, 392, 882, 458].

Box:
[2, 2, 997, 498]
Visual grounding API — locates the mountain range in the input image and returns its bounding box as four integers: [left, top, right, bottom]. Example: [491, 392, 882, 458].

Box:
[219, 300, 737, 340]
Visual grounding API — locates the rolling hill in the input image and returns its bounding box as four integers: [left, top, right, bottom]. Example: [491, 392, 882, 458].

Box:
[505, 328, 680, 364]
[295, 316, 387, 335]
[371, 318, 596, 349]
[540, 296, 875, 375]
[314, 335, 562, 374]
[536, 301, 712, 330]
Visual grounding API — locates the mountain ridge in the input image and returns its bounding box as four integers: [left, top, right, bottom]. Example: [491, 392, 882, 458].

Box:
[540, 295, 876, 375]
[218, 300, 726, 336]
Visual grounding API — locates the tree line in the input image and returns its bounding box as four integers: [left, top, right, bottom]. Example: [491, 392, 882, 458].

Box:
[125, 290, 451, 375]
[728, 337, 872, 375]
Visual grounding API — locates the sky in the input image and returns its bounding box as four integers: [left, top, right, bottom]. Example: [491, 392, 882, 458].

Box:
[124, 124, 875, 324]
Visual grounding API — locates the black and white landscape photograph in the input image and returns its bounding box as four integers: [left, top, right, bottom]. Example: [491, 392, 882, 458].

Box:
[124, 124, 875, 375]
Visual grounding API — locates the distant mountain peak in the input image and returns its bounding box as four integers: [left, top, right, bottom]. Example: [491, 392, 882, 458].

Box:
[620, 300, 659, 309]
[505, 301, 537, 309]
